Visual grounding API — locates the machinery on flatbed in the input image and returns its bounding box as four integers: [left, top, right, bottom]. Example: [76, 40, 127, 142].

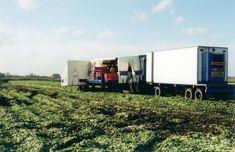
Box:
[61, 46, 234, 100]
[88, 59, 118, 88]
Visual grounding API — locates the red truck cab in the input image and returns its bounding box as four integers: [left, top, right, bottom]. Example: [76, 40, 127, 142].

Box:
[88, 65, 118, 86]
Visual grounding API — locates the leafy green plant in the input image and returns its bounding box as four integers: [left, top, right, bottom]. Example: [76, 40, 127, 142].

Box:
[0, 81, 234, 151]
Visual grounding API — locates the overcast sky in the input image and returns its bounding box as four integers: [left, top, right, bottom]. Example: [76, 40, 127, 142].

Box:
[0, 0, 234, 76]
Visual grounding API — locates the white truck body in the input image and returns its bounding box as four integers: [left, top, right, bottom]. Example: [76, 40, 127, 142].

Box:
[61, 60, 90, 86]
[146, 46, 228, 85]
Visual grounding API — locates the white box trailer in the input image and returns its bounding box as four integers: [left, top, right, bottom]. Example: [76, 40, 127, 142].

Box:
[146, 46, 229, 99]
[61, 60, 90, 86]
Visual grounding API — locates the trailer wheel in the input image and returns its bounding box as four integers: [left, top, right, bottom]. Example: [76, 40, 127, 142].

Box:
[195, 88, 205, 100]
[155, 86, 162, 96]
[185, 88, 193, 99]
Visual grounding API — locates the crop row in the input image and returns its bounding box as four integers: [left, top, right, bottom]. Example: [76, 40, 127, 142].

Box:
[0, 81, 234, 151]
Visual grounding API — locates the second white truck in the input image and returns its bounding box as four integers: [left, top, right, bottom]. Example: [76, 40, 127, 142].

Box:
[146, 46, 229, 99]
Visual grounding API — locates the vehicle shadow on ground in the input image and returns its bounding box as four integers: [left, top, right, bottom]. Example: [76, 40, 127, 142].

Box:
[79, 87, 235, 102]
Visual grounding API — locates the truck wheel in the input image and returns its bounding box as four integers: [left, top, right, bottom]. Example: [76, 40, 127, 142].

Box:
[92, 84, 95, 90]
[80, 85, 89, 91]
[195, 88, 205, 100]
[101, 84, 105, 89]
[155, 86, 162, 96]
[185, 88, 193, 99]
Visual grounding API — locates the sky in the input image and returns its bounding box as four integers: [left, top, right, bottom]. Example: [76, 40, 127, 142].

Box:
[0, 0, 234, 76]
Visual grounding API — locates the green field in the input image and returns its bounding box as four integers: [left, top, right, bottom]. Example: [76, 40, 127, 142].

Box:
[0, 81, 234, 151]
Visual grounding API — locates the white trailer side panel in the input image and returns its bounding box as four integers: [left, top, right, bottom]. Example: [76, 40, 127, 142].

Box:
[61, 60, 90, 86]
[153, 47, 198, 85]
[146, 52, 153, 83]
[61, 63, 69, 86]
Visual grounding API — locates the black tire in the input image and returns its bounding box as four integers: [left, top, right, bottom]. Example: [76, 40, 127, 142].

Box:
[194, 88, 205, 100]
[79, 85, 89, 91]
[185, 88, 193, 99]
[79, 85, 85, 89]
[155, 86, 162, 96]
[101, 83, 105, 89]
[91, 84, 95, 89]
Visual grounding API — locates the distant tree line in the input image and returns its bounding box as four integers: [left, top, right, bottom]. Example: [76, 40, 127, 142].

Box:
[0, 72, 61, 82]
